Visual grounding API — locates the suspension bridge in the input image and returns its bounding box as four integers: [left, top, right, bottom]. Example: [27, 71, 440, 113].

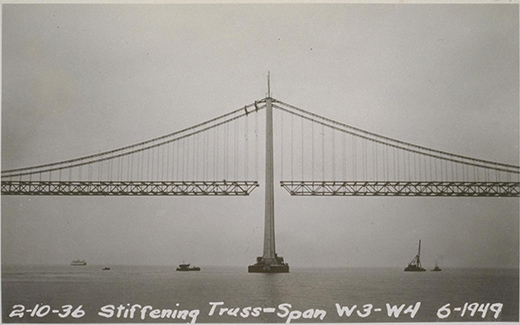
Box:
[2, 86, 519, 272]
[2, 98, 519, 197]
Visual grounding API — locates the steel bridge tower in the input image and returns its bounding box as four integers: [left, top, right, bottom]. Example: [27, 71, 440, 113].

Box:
[248, 74, 289, 273]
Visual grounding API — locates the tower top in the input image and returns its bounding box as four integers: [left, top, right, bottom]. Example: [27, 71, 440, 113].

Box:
[267, 71, 271, 98]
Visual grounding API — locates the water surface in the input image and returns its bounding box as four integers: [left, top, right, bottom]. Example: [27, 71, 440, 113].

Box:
[2, 265, 518, 323]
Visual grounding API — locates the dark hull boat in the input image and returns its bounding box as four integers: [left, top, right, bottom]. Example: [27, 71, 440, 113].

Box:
[431, 265, 441, 271]
[405, 265, 426, 272]
[176, 263, 200, 271]
[404, 240, 426, 272]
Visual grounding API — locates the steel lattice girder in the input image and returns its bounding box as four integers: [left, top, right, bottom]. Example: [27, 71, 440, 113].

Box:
[280, 181, 520, 197]
[1, 181, 259, 196]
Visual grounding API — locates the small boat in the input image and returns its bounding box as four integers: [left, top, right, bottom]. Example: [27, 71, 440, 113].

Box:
[176, 263, 201, 271]
[431, 265, 441, 272]
[102, 267, 111, 271]
[404, 240, 426, 272]
[71, 260, 87, 266]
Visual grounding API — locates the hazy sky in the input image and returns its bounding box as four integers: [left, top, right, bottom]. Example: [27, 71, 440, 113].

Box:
[2, 3, 519, 268]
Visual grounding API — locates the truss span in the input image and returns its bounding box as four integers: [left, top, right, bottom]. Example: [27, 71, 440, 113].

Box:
[280, 181, 520, 197]
[2, 181, 259, 196]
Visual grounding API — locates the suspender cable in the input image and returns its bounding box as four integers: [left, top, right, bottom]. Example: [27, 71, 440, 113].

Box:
[185, 137, 189, 180]
[197, 132, 201, 181]
[158, 142, 162, 180]
[186, 137, 190, 180]
[159, 144, 163, 180]
[382, 144, 386, 180]
[396, 148, 400, 180]
[129, 153, 133, 181]
[423, 155, 427, 181]
[332, 128, 335, 180]
[255, 110, 258, 182]
[401, 149, 404, 180]
[147, 146, 151, 180]
[281, 110, 284, 180]
[365, 140, 368, 180]
[139, 146, 142, 181]
[166, 140, 170, 180]
[150, 147, 153, 181]
[342, 132, 345, 180]
[322, 123, 325, 180]
[429, 155, 432, 181]
[225, 121, 229, 180]
[174, 141, 178, 180]
[245, 114, 249, 180]
[312, 121, 315, 181]
[374, 141, 377, 181]
[291, 113, 294, 182]
[189, 136, 193, 180]
[352, 136, 356, 180]
[182, 139, 186, 180]
[214, 129, 217, 181]
[209, 128, 212, 180]
[413, 151, 417, 180]
[193, 134, 197, 180]
[235, 117, 238, 180]
[204, 130, 207, 181]
[155, 146, 159, 180]
[200, 130, 203, 180]
[215, 127, 219, 181]
[301, 115, 304, 180]
[195, 134, 199, 180]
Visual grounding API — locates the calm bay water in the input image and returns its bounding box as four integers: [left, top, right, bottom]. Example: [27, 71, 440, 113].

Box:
[2, 264, 518, 323]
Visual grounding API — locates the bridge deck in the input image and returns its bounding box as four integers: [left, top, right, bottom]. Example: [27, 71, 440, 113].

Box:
[1, 181, 259, 196]
[280, 181, 520, 197]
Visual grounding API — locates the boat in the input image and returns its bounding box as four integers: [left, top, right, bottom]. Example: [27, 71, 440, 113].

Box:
[102, 267, 111, 270]
[404, 240, 426, 272]
[70, 260, 87, 266]
[431, 265, 441, 271]
[176, 263, 201, 271]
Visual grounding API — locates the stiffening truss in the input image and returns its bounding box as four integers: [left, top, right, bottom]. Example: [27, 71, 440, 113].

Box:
[1, 181, 259, 196]
[280, 181, 520, 197]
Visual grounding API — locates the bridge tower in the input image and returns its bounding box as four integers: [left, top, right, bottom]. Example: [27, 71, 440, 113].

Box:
[248, 73, 289, 273]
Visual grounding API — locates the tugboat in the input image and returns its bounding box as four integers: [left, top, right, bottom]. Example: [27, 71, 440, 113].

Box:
[70, 259, 87, 266]
[176, 263, 201, 271]
[431, 265, 442, 272]
[404, 240, 426, 272]
[102, 267, 111, 271]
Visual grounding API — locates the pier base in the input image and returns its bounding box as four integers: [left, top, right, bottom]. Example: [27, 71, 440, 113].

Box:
[248, 255, 289, 273]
